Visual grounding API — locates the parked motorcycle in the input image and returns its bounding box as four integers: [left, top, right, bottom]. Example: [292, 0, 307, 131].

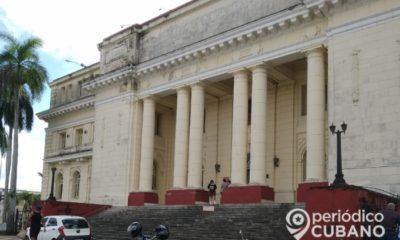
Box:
[127, 222, 169, 240]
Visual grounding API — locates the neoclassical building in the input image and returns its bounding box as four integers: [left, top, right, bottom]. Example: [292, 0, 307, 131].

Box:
[38, 0, 400, 206]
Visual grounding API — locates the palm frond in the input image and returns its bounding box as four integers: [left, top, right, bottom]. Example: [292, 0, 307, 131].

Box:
[0, 32, 17, 46]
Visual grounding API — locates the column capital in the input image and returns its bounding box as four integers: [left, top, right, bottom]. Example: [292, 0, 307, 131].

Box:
[175, 85, 190, 93]
[248, 62, 271, 71]
[142, 96, 156, 103]
[138, 94, 153, 100]
[190, 82, 205, 90]
[142, 95, 157, 104]
[301, 45, 326, 56]
[230, 68, 250, 78]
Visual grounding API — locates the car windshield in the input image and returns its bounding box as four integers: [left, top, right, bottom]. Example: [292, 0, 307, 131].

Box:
[62, 219, 89, 229]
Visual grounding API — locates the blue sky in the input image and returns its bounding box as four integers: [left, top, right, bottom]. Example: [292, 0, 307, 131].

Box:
[0, 0, 189, 192]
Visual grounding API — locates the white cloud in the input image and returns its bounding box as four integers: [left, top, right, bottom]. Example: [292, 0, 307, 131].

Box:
[15, 117, 47, 191]
[0, 116, 46, 192]
[0, 0, 190, 192]
[1, 0, 190, 64]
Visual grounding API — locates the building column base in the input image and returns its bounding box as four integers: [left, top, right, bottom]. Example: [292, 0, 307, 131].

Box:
[221, 185, 274, 204]
[165, 189, 208, 205]
[128, 192, 158, 206]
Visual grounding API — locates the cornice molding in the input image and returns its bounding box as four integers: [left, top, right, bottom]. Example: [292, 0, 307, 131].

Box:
[82, 65, 134, 91]
[137, 35, 326, 98]
[327, 6, 400, 38]
[44, 151, 93, 163]
[46, 118, 95, 132]
[83, 0, 339, 92]
[37, 95, 95, 121]
[83, 0, 400, 94]
[134, 0, 335, 76]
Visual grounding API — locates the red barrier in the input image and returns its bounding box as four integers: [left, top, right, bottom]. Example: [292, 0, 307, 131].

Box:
[38, 200, 111, 217]
[296, 182, 396, 240]
[165, 189, 208, 205]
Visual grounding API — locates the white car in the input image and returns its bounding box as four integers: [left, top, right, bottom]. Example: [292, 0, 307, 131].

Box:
[26, 215, 91, 240]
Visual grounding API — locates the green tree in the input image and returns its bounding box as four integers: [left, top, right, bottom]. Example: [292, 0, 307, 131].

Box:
[0, 67, 11, 155]
[0, 32, 48, 233]
[16, 191, 40, 211]
[0, 88, 34, 223]
[0, 117, 6, 154]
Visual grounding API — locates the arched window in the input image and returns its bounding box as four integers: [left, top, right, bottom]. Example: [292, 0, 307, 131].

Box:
[55, 173, 63, 200]
[72, 171, 80, 199]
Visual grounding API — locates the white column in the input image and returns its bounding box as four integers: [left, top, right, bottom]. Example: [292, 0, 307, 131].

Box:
[231, 70, 249, 185]
[187, 84, 205, 188]
[173, 87, 190, 188]
[132, 100, 143, 191]
[139, 97, 156, 191]
[306, 47, 326, 181]
[250, 64, 267, 185]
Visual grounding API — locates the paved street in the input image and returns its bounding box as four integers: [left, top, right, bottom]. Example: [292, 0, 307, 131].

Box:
[0, 236, 18, 240]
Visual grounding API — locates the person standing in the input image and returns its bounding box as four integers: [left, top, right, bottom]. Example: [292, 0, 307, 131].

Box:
[29, 205, 43, 240]
[219, 178, 231, 204]
[207, 180, 217, 205]
[378, 202, 400, 240]
[220, 178, 230, 194]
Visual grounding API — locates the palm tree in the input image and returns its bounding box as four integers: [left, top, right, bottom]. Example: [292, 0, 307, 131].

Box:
[0, 70, 13, 224]
[0, 32, 48, 233]
[0, 88, 34, 223]
[0, 70, 10, 155]
[0, 116, 7, 154]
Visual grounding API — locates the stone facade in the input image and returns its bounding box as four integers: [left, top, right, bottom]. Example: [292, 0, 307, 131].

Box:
[38, 0, 400, 206]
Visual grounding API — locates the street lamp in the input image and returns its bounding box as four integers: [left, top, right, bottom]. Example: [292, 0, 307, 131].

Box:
[65, 59, 87, 68]
[330, 121, 348, 187]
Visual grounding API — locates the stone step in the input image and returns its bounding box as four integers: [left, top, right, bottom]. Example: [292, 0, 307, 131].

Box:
[88, 203, 302, 240]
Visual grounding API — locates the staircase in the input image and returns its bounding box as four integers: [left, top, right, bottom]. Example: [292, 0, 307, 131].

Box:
[88, 203, 302, 240]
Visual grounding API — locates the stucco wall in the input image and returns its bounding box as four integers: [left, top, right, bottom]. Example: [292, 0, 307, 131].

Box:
[90, 85, 135, 205]
[328, 16, 400, 194]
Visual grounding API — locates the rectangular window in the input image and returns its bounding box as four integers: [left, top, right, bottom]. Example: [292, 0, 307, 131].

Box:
[78, 81, 83, 97]
[48, 218, 58, 227]
[60, 132, 66, 149]
[62, 219, 89, 229]
[301, 84, 307, 116]
[75, 129, 83, 146]
[68, 84, 73, 100]
[61, 87, 66, 103]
